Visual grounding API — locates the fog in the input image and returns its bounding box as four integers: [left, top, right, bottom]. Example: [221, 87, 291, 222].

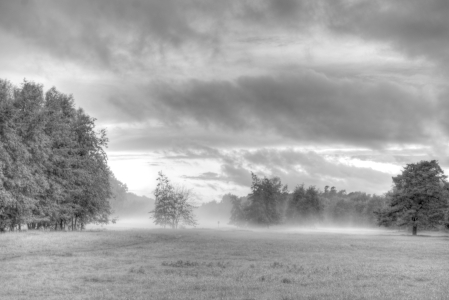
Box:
[88, 214, 392, 236]
[95, 192, 391, 234]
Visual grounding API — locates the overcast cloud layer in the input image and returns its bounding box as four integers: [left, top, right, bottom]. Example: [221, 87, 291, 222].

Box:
[1, 0, 448, 200]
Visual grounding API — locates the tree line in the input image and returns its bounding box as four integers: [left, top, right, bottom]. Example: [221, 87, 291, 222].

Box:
[229, 160, 449, 235]
[0, 80, 113, 231]
[228, 173, 386, 228]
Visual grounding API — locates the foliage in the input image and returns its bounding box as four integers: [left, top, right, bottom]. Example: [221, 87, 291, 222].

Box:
[229, 174, 387, 228]
[287, 185, 322, 224]
[376, 160, 449, 235]
[0, 79, 113, 231]
[170, 187, 198, 229]
[243, 173, 288, 227]
[150, 172, 197, 229]
[228, 194, 248, 226]
[151, 171, 175, 228]
[108, 173, 129, 213]
[195, 194, 234, 224]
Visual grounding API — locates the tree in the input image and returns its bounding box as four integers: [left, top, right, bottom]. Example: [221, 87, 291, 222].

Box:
[150, 172, 197, 229]
[151, 172, 174, 228]
[229, 194, 247, 227]
[244, 173, 288, 227]
[0, 79, 113, 231]
[376, 160, 449, 235]
[108, 173, 128, 213]
[170, 187, 197, 229]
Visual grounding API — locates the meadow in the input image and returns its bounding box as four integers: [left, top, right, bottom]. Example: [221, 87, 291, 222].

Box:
[1, 228, 448, 300]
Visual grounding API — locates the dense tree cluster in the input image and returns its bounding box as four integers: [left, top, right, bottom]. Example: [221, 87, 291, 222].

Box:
[229, 174, 387, 228]
[0, 80, 113, 231]
[150, 172, 197, 229]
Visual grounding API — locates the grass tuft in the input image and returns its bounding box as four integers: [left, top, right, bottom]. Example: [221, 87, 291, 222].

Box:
[162, 260, 199, 267]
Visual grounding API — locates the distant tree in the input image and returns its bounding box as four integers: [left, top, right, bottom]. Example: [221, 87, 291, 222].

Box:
[244, 173, 288, 227]
[150, 172, 197, 229]
[376, 160, 449, 235]
[302, 186, 323, 222]
[286, 185, 322, 223]
[150, 172, 174, 228]
[109, 173, 128, 213]
[196, 193, 234, 224]
[170, 187, 197, 229]
[286, 184, 306, 221]
[229, 194, 247, 226]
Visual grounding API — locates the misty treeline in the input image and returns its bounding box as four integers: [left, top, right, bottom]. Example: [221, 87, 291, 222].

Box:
[108, 175, 154, 218]
[227, 160, 449, 235]
[227, 173, 385, 228]
[0, 80, 114, 231]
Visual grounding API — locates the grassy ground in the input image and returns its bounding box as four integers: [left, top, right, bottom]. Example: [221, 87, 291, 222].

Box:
[1, 228, 448, 300]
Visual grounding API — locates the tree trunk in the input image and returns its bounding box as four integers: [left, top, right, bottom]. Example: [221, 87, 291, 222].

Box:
[412, 225, 417, 235]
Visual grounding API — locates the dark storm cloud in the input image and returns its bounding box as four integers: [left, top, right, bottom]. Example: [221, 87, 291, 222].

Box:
[326, 0, 449, 67]
[2, 0, 448, 157]
[144, 71, 433, 148]
[0, 0, 222, 68]
[1, 0, 448, 70]
[0, 0, 319, 70]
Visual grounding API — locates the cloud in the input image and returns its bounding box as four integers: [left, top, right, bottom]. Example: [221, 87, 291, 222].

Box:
[325, 0, 449, 68]
[0, 0, 224, 69]
[2, 0, 448, 198]
[241, 148, 393, 194]
[137, 71, 435, 149]
[182, 172, 223, 181]
[161, 144, 393, 194]
[0, 0, 320, 72]
[2, 0, 448, 74]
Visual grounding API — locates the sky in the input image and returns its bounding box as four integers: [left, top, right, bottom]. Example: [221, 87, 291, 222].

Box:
[1, 0, 449, 202]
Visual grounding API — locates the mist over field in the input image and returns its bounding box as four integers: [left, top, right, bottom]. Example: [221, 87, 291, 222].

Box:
[3, 0, 449, 299]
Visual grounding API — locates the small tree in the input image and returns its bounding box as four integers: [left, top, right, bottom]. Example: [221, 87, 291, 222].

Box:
[150, 172, 197, 229]
[376, 160, 449, 235]
[170, 187, 197, 229]
[150, 172, 174, 228]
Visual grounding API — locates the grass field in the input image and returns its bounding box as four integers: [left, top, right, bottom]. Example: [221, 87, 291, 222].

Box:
[1, 228, 448, 300]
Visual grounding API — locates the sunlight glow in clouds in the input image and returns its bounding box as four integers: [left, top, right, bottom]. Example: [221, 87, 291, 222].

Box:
[1, 0, 449, 200]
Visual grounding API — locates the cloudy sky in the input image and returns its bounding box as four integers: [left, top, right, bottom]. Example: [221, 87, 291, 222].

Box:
[1, 0, 449, 201]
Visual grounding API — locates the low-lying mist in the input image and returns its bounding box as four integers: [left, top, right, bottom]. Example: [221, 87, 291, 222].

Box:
[89, 215, 393, 236]
[97, 191, 392, 234]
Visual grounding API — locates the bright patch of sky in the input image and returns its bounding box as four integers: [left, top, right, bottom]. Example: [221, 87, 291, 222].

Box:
[1, 0, 449, 200]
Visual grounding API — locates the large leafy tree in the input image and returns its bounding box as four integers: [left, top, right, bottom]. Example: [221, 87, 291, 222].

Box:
[377, 160, 449, 235]
[0, 79, 113, 231]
